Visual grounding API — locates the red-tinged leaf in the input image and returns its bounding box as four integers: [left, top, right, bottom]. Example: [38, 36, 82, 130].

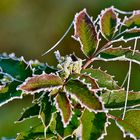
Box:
[65, 79, 104, 112]
[123, 11, 140, 29]
[73, 9, 99, 57]
[100, 7, 118, 40]
[19, 74, 63, 92]
[55, 92, 72, 127]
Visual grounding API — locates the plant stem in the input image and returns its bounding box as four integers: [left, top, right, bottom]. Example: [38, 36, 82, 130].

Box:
[122, 38, 137, 120]
[82, 41, 112, 69]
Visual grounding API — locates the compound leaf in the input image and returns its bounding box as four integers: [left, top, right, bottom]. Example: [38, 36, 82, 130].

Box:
[65, 79, 103, 112]
[73, 9, 99, 57]
[81, 109, 108, 140]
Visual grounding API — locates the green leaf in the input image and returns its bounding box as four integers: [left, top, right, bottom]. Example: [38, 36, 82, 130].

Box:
[98, 47, 140, 65]
[31, 61, 57, 75]
[16, 124, 56, 140]
[116, 110, 140, 139]
[73, 9, 99, 57]
[19, 74, 63, 92]
[70, 73, 99, 89]
[100, 7, 118, 40]
[81, 68, 119, 90]
[0, 54, 32, 81]
[102, 89, 140, 109]
[0, 81, 22, 107]
[123, 12, 140, 29]
[65, 79, 103, 112]
[55, 92, 72, 127]
[81, 109, 108, 140]
[17, 104, 40, 122]
[39, 93, 55, 128]
[116, 28, 140, 41]
[54, 109, 81, 139]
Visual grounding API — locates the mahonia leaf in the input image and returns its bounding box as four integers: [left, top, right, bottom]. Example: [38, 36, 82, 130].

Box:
[19, 74, 63, 93]
[100, 7, 118, 40]
[0, 54, 32, 81]
[73, 9, 99, 57]
[70, 73, 99, 90]
[0, 81, 22, 107]
[82, 68, 119, 90]
[116, 28, 140, 41]
[123, 11, 140, 29]
[31, 60, 57, 75]
[81, 109, 109, 140]
[65, 79, 104, 112]
[17, 104, 40, 122]
[54, 109, 81, 139]
[16, 124, 56, 140]
[39, 93, 56, 129]
[55, 92, 72, 127]
[97, 46, 140, 65]
[102, 89, 140, 109]
[116, 110, 140, 139]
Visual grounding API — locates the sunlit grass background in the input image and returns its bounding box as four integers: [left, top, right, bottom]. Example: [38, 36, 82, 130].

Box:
[0, 0, 140, 139]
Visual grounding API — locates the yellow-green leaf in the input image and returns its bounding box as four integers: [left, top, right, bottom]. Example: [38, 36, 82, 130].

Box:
[100, 7, 118, 39]
[124, 11, 140, 29]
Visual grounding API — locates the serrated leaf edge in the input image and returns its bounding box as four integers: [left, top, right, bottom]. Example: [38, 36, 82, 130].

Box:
[17, 73, 63, 94]
[54, 93, 73, 128]
[65, 80, 106, 113]
[115, 109, 140, 140]
[80, 109, 111, 140]
[94, 46, 140, 65]
[99, 6, 120, 40]
[72, 9, 100, 57]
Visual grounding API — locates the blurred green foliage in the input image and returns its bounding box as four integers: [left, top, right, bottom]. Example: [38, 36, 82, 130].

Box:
[0, 0, 140, 139]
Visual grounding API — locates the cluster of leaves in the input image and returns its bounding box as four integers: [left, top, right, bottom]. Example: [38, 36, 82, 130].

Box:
[1, 7, 140, 140]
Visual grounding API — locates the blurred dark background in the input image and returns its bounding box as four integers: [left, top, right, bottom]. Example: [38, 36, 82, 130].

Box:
[0, 0, 140, 139]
